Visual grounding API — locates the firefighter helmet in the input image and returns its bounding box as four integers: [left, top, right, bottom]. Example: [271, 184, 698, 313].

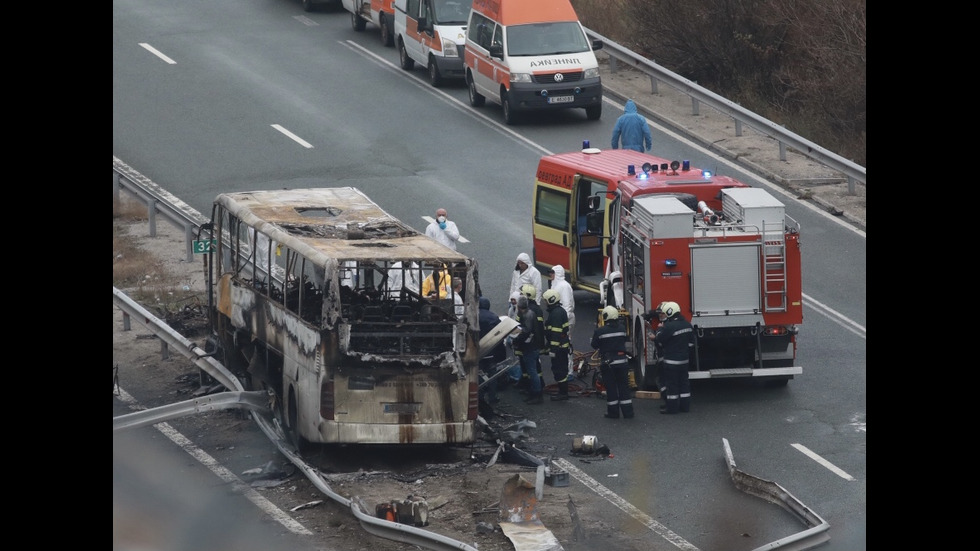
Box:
[657, 301, 681, 318]
[520, 284, 537, 300]
[543, 289, 560, 306]
[602, 306, 619, 321]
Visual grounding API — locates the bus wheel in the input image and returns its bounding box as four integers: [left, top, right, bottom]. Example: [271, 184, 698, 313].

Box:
[287, 387, 313, 453]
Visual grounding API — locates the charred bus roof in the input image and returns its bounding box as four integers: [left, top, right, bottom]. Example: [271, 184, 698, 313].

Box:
[214, 187, 470, 265]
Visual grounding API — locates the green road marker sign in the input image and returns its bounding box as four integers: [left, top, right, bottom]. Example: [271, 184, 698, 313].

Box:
[193, 239, 217, 254]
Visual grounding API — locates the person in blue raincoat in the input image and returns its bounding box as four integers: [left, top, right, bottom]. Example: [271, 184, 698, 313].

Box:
[611, 99, 653, 153]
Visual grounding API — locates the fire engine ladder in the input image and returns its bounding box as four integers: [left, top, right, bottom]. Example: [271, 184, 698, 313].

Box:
[762, 222, 787, 312]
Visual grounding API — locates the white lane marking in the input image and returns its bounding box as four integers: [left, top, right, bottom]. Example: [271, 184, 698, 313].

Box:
[553, 458, 700, 551]
[791, 443, 856, 481]
[803, 293, 866, 339]
[421, 216, 470, 243]
[114, 387, 313, 535]
[139, 43, 176, 65]
[294, 15, 318, 26]
[340, 40, 552, 157]
[271, 124, 314, 149]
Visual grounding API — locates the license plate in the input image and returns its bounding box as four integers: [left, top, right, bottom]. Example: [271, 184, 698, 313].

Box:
[547, 96, 574, 104]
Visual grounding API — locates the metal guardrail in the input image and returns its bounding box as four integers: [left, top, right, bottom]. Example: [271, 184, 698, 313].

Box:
[113, 156, 210, 261]
[113, 284, 479, 551]
[586, 28, 866, 193]
[723, 438, 830, 551]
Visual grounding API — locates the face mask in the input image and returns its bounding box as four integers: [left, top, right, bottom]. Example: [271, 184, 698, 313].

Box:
[437, 216, 446, 223]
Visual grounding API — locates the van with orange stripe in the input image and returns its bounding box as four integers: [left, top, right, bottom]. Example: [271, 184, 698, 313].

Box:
[343, 0, 397, 47]
[463, 0, 603, 125]
[394, 0, 472, 87]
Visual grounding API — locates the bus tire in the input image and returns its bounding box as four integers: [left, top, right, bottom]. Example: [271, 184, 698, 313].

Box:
[287, 387, 314, 453]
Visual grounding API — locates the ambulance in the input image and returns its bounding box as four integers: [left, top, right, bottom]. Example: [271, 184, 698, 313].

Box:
[463, 0, 603, 125]
[343, 0, 397, 47]
[394, 0, 472, 87]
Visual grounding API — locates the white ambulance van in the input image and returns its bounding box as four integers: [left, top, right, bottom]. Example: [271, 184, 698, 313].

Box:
[463, 0, 603, 125]
[394, 0, 472, 87]
[343, 0, 397, 47]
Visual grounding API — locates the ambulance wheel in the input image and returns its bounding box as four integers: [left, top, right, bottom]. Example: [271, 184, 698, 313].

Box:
[467, 74, 485, 107]
[502, 91, 518, 125]
[380, 15, 394, 47]
[586, 103, 602, 120]
[398, 39, 415, 70]
[428, 56, 444, 87]
[351, 12, 366, 31]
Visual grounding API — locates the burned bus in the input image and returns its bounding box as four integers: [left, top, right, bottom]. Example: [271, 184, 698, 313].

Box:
[205, 187, 492, 449]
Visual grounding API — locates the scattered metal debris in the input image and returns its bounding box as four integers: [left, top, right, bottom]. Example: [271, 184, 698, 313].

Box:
[498, 473, 565, 551]
[290, 500, 323, 512]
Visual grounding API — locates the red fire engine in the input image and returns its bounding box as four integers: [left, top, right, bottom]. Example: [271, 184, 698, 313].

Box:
[531, 148, 802, 388]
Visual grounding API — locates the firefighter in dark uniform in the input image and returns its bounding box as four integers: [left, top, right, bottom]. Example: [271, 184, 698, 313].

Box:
[477, 296, 506, 414]
[591, 306, 634, 419]
[515, 289, 546, 404]
[542, 289, 571, 401]
[652, 301, 694, 414]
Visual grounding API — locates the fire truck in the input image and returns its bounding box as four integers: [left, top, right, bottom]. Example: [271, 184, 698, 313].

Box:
[531, 148, 803, 388]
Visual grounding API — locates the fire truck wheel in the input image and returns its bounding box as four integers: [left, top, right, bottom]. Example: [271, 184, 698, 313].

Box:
[762, 376, 791, 388]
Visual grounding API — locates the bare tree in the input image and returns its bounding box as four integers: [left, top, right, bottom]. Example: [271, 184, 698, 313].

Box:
[573, 0, 866, 166]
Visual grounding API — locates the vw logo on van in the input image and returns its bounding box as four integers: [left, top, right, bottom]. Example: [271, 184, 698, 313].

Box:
[554, 73, 564, 82]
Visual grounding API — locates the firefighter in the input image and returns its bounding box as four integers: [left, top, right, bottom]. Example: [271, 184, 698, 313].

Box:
[652, 301, 694, 414]
[522, 284, 547, 386]
[542, 289, 572, 401]
[478, 296, 506, 412]
[591, 306, 634, 419]
[514, 291, 546, 405]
